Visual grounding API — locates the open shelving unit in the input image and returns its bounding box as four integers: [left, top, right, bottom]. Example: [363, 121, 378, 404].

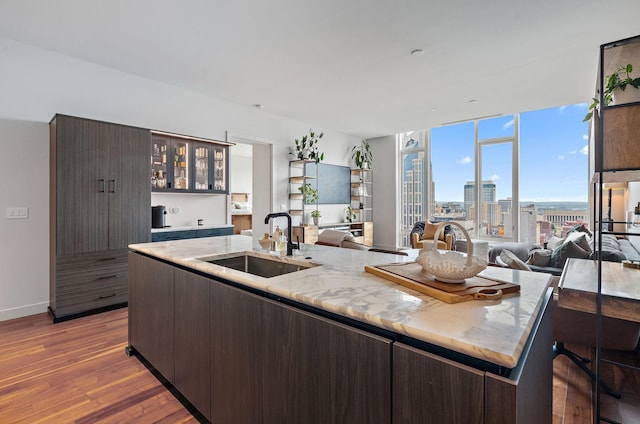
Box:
[590, 34, 640, 424]
[288, 159, 317, 225]
[350, 168, 373, 223]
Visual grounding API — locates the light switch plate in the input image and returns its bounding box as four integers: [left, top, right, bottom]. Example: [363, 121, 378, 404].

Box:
[6, 207, 28, 219]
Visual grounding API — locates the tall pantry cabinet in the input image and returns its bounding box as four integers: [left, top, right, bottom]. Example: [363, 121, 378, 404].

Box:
[49, 115, 151, 322]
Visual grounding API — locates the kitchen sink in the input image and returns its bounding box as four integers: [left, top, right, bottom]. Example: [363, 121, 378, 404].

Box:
[197, 252, 317, 278]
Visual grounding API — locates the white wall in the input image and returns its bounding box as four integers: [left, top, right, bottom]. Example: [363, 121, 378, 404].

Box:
[0, 119, 50, 320]
[0, 38, 360, 320]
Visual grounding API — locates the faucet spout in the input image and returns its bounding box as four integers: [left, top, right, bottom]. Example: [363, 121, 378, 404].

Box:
[264, 212, 298, 256]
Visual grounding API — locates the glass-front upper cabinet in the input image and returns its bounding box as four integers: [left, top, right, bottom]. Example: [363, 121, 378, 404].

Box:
[213, 145, 227, 192]
[172, 140, 189, 191]
[151, 135, 170, 190]
[151, 132, 230, 193]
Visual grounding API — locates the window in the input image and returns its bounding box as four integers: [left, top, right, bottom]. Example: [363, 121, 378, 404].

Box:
[398, 105, 589, 248]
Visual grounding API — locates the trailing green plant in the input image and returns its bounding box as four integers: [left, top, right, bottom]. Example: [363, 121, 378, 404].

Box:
[298, 183, 319, 204]
[351, 139, 373, 169]
[294, 129, 325, 163]
[584, 64, 640, 121]
[310, 209, 321, 218]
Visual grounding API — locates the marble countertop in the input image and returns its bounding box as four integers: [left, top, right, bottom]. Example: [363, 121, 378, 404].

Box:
[129, 235, 551, 368]
[151, 224, 234, 233]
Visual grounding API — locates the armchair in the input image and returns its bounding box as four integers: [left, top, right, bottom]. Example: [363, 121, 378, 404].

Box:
[410, 221, 454, 250]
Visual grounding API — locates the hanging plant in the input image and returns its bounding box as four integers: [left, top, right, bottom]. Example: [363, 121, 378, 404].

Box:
[294, 129, 325, 163]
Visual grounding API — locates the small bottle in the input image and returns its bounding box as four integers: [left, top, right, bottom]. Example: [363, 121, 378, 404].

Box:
[276, 234, 287, 252]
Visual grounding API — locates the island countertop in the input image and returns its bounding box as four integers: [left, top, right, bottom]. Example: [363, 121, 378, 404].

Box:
[129, 235, 551, 369]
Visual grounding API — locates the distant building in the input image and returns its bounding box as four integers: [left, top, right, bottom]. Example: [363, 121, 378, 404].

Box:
[543, 210, 589, 236]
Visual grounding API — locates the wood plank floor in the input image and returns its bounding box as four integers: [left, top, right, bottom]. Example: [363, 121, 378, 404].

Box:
[0, 308, 638, 423]
[0, 308, 198, 424]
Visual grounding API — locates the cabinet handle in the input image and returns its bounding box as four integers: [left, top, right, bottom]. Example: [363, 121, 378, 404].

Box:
[167, 181, 172, 189]
[98, 293, 117, 299]
[209, 184, 212, 190]
[97, 257, 117, 262]
[97, 275, 117, 280]
[99, 179, 105, 193]
[109, 179, 117, 193]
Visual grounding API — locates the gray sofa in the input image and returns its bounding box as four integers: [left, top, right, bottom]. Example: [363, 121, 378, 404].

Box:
[489, 231, 640, 276]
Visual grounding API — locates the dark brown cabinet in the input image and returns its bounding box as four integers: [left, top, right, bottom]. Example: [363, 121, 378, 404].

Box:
[129, 252, 391, 424]
[175, 269, 211, 422]
[128, 252, 174, 382]
[261, 301, 391, 423]
[393, 343, 484, 424]
[49, 115, 150, 321]
[128, 252, 552, 423]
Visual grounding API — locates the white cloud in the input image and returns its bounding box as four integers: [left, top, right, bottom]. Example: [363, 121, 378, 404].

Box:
[503, 119, 514, 130]
[569, 150, 577, 154]
[489, 174, 500, 181]
[580, 145, 588, 155]
[457, 156, 471, 165]
[582, 134, 588, 141]
[558, 155, 565, 160]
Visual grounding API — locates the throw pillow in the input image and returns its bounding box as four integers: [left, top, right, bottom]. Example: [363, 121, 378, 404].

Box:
[500, 249, 532, 271]
[421, 222, 445, 241]
[565, 232, 592, 254]
[550, 240, 589, 268]
[546, 236, 564, 250]
[527, 248, 552, 267]
[567, 223, 592, 237]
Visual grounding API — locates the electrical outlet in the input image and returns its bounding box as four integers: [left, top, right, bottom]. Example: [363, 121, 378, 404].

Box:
[6, 207, 28, 219]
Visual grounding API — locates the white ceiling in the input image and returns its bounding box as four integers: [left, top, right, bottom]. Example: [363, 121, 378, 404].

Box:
[1, 0, 639, 139]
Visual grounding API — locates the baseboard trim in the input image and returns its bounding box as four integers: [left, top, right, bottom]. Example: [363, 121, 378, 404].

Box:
[0, 301, 49, 322]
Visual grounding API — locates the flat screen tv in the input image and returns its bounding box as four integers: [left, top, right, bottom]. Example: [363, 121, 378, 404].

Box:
[304, 163, 351, 204]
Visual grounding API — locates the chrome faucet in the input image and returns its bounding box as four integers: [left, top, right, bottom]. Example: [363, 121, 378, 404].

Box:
[264, 212, 299, 256]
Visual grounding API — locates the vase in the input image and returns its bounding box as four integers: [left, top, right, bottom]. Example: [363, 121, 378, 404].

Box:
[313, 217, 320, 225]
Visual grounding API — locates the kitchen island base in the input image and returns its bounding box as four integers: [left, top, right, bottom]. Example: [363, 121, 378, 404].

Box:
[128, 249, 552, 424]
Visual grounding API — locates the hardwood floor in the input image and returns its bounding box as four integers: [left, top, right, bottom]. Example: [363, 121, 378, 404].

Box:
[0, 308, 197, 424]
[0, 308, 638, 423]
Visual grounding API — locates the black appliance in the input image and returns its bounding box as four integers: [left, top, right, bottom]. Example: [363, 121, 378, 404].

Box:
[152, 205, 167, 228]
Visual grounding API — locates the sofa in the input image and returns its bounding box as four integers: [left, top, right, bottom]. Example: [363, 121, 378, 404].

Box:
[489, 225, 640, 276]
[410, 221, 455, 250]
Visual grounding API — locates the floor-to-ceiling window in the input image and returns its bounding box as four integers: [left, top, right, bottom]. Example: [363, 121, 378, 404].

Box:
[399, 105, 589, 248]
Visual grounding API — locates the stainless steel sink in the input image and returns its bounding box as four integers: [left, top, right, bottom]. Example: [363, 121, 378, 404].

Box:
[197, 252, 317, 278]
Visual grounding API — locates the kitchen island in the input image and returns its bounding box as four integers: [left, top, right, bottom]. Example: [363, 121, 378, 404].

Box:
[128, 235, 553, 423]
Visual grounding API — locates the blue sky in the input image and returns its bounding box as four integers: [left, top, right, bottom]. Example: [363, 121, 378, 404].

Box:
[428, 104, 589, 202]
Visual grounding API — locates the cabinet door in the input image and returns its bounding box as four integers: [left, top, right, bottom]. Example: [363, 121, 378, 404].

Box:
[172, 139, 190, 191]
[210, 280, 265, 423]
[107, 123, 151, 249]
[151, 134, 170, 191]
[55, 116, 109, 254]
[175, 269, 211, 421]
[262, 301, 391, 424]
[128, 252, 175, 382]
[393, 343, 484, 424]
[212, 145, 228, 193]
[192, 142, 212, 192]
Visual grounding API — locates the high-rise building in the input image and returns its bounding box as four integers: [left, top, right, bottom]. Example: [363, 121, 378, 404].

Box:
[463, 180, 497, 222]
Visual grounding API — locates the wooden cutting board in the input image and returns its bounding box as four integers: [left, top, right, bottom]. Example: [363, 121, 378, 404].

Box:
[365, 262, 520, 303]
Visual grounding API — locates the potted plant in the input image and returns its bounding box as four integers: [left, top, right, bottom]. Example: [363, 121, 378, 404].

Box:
[584, 64, 640, 121]
[351, 139, 373, 169]
[298, 183, 319, 204]
[294, 129, 325, 163]
[310, 209, 321, 225]
[345, 206, 357, 223]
